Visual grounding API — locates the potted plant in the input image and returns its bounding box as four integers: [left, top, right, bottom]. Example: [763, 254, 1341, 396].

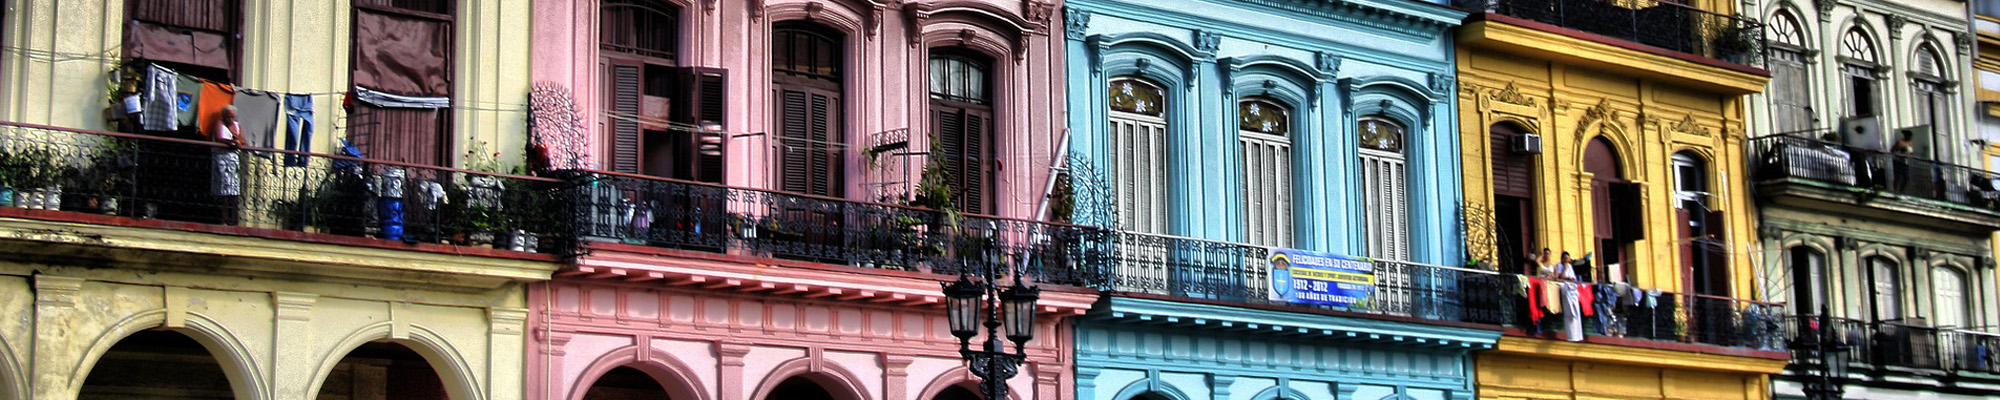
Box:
[14, 149, 57, 210]
[0, 149, 28, 207]
[65, 137, 136, 214]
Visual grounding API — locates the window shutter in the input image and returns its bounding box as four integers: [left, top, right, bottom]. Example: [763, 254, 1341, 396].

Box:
[1611, 182, 1645, 241]
[609, 62, 644, 174]
[1701, 210, 1729, 295]
[808, 91, 837, 196]
[777, 88, 813, 194]
[959, 109, 988, 214]
[672, 67, 728, 183]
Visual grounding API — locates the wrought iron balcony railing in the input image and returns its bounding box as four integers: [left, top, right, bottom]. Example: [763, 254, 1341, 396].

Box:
[559, 171, 1108, 287]
[1784, 315, 2000, 373]
[1457, 0, 1767, 68]
[1750, 134, 2000, 212]
[0, 122, 573, 254]
[1461, 273, 1788, 350]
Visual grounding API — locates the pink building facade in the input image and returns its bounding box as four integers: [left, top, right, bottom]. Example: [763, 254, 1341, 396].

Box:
[528, 0, 1082, 399]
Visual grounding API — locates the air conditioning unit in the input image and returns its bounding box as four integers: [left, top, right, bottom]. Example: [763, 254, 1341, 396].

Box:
[1511, 133, 1543, 154]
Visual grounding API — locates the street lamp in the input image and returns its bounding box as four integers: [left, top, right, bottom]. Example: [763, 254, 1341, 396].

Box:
[943, 259, 1040, 400]
[1793, 305, 1850, 400]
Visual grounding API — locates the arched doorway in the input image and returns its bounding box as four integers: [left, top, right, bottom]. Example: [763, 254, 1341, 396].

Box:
[314, 341, 449, 400]
[1585, 137, 1636, 283]
[765, 376, 836, 400]
[933, 385, 980, 400]
[1488, 121, 1536, 273]
[79, 329, 241, 399]
[582, 366, 669, 400]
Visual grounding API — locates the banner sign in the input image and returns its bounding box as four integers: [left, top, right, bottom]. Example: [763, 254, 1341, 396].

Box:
[1266, 249, 1376, 308]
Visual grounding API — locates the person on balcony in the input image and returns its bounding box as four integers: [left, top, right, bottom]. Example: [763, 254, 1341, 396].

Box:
[1892, 130, 1915, 193]
[210, 105, 243, 225]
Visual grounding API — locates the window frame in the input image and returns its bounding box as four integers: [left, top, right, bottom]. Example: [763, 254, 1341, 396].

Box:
[347, 0, 458, 166]
[771, 21, 847, 197]
[1357, 116, 1410, 261]
[1237, 96, 1294, 248]
[926, 48, 996, 214]
[1106, 76, 1170, 234]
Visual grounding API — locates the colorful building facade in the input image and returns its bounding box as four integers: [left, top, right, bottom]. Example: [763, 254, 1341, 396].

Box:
[525, 0, 1092, 399]
[1748, 0, 2000, 397]
[1060, 0, 1499, 399]
[1452, 0, 1789, 398]
[0, 1, 554, 399]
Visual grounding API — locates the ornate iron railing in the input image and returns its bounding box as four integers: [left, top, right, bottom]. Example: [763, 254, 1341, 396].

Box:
[1781, 315, 2000, 373]
[1750, 133, 2000, 211]
[0, 122, 572, 254]
[1464, 273, 1787, 350]
[559, 170, 1109, 287]
[1458, 0, 1767, 68]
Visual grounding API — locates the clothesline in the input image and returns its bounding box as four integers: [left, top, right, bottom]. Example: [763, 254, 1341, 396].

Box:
[0, 44, 122, 64]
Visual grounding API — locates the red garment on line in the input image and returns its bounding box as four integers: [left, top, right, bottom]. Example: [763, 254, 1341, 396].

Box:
[1527, 277, 1544, 324]
[1579, 283, 1595, 317]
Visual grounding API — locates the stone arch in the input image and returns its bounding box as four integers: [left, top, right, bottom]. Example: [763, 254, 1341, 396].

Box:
[913, 366, 1023, 400]
[1765, 2, 1814, 47]
[566, 345, 712, 400]
[1778, 231, 1838, 260]
[306, 322, 485, 400]
[1107, 375, 1194, 400]
[1348, 77, 1432, 131]
[0, 333, 20, 400]
[1224, 55, 1325, 106]
[66, 309, 268, 400]
[1837, 19, 1883, 66]
[1910, 39, 1951, 80]
[764, 0, 872, 36]
[1090, 32, 1207, 84]
[747, 356, 873, 400]
[1248, 385, 1308, 400]
[913, 1, 1040, 40]
[1854, 242, 1907, 267]
[1574, 123, 1637, 181]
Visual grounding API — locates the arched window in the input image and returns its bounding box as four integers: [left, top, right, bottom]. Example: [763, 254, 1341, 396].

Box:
[601, 0, 679, 59]
[928, 49, 994, 214]
[1490, 122, 1537, 273]
[1239, 97, 1292, 247]
[601, 1, 722, 181]
[1841, 28, 1880, 117]
[1586, 137, 1638, 282]
[1911, 44, 1949, 161]
[1934, 266, 1970, 328]
[1768, 11, 1813, 132]
[773, 22, 845, 196]
[1108, 77, 1168, 234]
[1359, 117, 1409, 261]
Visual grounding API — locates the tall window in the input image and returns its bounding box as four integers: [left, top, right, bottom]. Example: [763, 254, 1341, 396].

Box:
[124, 0, 240, 83]
[772, 22, 844, 196]
[1768, 11, 1813, 133]
[1108, 77, 1168, 234]
[1490, 123, 1536, 273]
[1870, 256, 1903, 322]
[1238, 98, 1292, 247]
[1789, 247, 1827, 316]
[1675, 152, 1727, 296]
[1842, 28, 1880, 119]
[602, 1, 722, 181]
[928, 50, 994, 214]
[1586, 137, 1640, 281]
[1911, 44, 1948, 161]
[1359, 117, 1409, 261]
[349, 0, 455, 166]
[1934, 266, 1970, 328]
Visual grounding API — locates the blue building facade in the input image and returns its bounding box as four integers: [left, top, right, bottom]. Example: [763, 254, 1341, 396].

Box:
[1061, 0, 1490, 399]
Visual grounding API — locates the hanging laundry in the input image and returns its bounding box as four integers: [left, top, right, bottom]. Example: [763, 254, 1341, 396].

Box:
[1562, 283, 1583, 342]
[233, 89, 282, 149]
[353, 86, 450, 109]
[141, 64, 179, 131]
[176, 74, 201, 129]
[1527, 277, 1544, 327]
[197, 82, 235, 139]
[284, 94, 315, 166]
[1542, 278, 1562, 315]
[1579, 283, 1595, 317]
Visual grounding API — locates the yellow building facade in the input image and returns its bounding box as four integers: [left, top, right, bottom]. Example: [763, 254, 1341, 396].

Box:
[1453, 1, 1788, 398]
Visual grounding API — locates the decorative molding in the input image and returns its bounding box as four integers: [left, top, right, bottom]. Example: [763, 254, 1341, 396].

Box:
[1315, 51, 1341, 74]
[1064, 7, 1090, 41]
[1428, 73, 1454, 98]
[1668, 114, 1711, 137]
[703, 0, 718, 14]
[33, 275, 83, 309]
[1886, 16, 1907, 39]
[490, 308, 529, 336]
[1838, 236, 1861, 250]
[1982, 256, 1995, 269]
[1025, 1, 1056, 29]
[1194, 30, 1221, 53]
[750, 0, 766, 19]
[868, 6, 884, 37]
[718, 343, 753, 367]
[1815, 0, 1835, 22]
[1573, 98, 1618, 137]
[275, 292, 318, 322]
[1759, 225, 1783, 239]
[1957, 31, 1975, 55]
[1489, 82, 1536, 108]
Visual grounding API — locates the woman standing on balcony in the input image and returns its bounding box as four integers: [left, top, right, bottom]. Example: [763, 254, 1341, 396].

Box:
[210, 105, 243, 225]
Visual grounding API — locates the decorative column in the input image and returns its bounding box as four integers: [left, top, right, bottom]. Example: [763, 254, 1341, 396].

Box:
[30, 275, 84, 400]
[274, 292, 319, 399]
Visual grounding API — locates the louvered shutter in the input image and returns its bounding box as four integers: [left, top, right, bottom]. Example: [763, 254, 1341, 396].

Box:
[958, 108, 989, 214]
[673, 67, 728, 183]
[609, 62, 644, 174]
[808, 91, 837, 196]
[777, 87, 813, 193]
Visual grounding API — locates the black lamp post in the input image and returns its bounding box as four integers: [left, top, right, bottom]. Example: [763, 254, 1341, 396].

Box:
[943, 260, 1040, 400]
[1794, 305, 1850, 400]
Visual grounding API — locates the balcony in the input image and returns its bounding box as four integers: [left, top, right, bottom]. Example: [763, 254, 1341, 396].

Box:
[562, 171, 1106, 287]
[0, 122, 571, 257]
[1785, 316, 2000, 378]
[1454, 0, 1770, 93]
[1095, 232, 1784, 351]
[1749, 134, 2000, 230]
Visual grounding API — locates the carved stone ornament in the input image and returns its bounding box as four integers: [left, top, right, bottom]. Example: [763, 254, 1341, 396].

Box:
[1195, 30, 1221, 53]
[1758, 225, 1782, 239]
[1886, 15, 1907, 39]
[1958, 31, 1975, 55]
[1574, 98, 1617, 136]
[1026, 1, 1056, 28]
[1669, 114, 1710, 137]
[1428, 73, 1455, 97]
[1064, 7, 1091, 41]
[1489, 82, 1536, 107]
[1316, 51, 1341, 74]
[1815, 0, 1835, 22]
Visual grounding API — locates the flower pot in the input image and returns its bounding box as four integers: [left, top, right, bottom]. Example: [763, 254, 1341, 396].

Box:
[468, 231, 496, 248]
[0, 187, 14, 207]
[506, 229, 539, 252]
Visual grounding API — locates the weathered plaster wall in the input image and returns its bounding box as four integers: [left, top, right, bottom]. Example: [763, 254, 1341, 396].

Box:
[1476, 353, 1771, 400]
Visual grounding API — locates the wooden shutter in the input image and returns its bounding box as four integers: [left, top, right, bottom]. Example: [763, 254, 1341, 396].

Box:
[1611, 182, 1645, 241]
[671, 67, 727, 183]
[1678, 208, 1696, 292]
[608, 62, 644, 174]
[1700, 210, 1729, 295]
[775, 85, 839, 196]
[932, 105, 989, 214]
